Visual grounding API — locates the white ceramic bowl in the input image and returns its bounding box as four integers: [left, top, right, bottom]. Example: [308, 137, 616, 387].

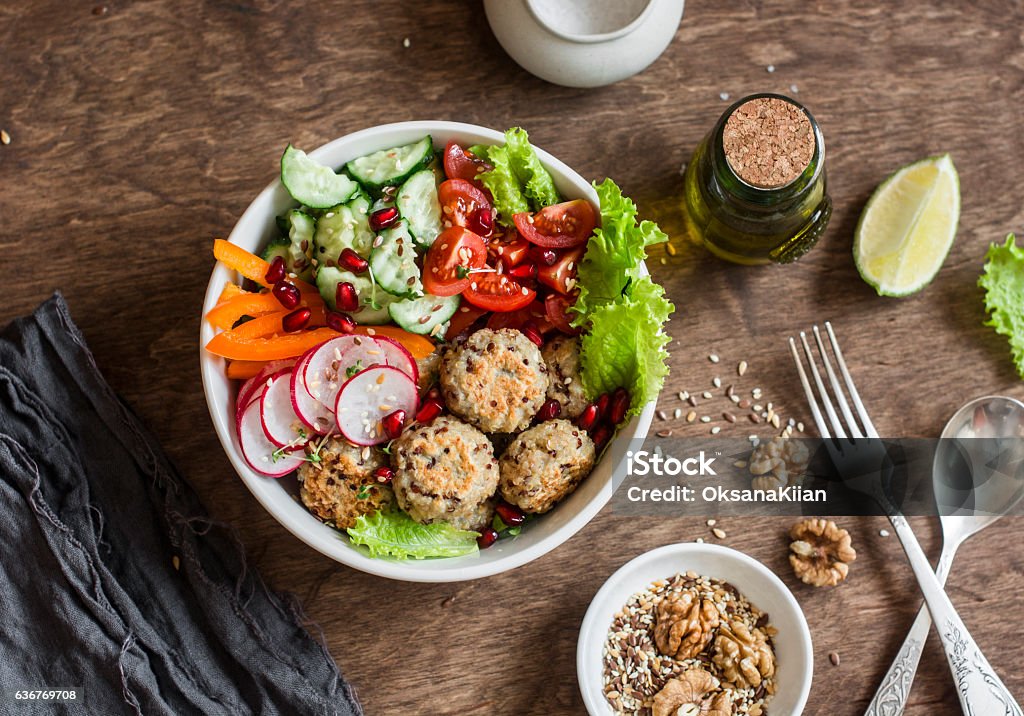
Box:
[483, 0, 684, 88]
[577, 543, 813, 714]
[200, 121, 656, 582]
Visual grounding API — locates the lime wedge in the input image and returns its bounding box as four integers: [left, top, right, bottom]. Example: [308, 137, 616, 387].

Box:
[854, 154, 960, 296]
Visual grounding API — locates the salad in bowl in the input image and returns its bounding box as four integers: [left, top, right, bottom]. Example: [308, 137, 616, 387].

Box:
[201, 122, 672, 580]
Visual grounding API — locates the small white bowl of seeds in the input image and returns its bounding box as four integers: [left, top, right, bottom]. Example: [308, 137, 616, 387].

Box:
[578, 543, 812, 716]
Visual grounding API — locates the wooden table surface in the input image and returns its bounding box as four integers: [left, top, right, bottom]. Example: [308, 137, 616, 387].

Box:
[3, 1, 1023, 713]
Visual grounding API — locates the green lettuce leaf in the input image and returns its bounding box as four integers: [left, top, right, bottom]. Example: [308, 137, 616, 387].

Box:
[470, 127, 561, 224]
[580, 277, 673, 417]
[979, 234, 1024, 378]
[347, 509, 479, 560]
[572, 179, 669, 322]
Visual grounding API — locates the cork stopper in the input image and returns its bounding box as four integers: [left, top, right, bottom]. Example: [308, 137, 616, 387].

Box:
[723, 97, 815, 189]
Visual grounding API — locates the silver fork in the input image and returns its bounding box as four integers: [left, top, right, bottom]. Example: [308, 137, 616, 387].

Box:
[790, 322, 1022, 716]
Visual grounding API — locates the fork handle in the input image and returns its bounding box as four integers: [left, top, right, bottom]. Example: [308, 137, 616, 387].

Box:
[888, 516, 1022, 716]
[864, 544, 958, 716]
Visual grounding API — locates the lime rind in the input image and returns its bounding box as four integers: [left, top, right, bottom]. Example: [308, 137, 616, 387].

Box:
[853, 154, 960, 297]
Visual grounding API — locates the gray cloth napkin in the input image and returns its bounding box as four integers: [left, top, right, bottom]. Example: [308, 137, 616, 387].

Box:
[0, 295, 361, 716]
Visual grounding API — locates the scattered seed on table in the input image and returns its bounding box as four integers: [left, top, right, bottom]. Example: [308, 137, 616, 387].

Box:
[738, 399, 751, 409]
[738, 360, 748, 376]
[702, 391, 713, 399]
[712, 377, 722, 388]
[700, 415, 712, 423]
[172, 555, 180, 570]
[709, 354, 720, 363]
[679, 391, 689, 401]
[666, 243, 677, 256]
[686, 411, 697, 423]
[730, 394, 741, 404]
[710, 426, 721, 435]
[660, 257, 667, 265]
[771, 414, 781, 429]
[767, 401, 774, 410]
[695, 537, 704, 544]
[749, 414, 761, 424]
[829, 652, 840, 666]
[0, 130, 9, 145]
[723, 412, 736, 423]
[403, 37, 411, 47]
[753, 404, 763, 412]
[766, 64, 776, 73]
[673, 408, 683, 419]
[712, 527, 726, 539]
[656, 410, 667, 421]
[733, 460, 748, 468]
[880, 529, 890, 537]
[707, 519, 717, 527]
[797, 422, 805, 432]
[656, 430, 674, 438]
[688, 395, 698, 407]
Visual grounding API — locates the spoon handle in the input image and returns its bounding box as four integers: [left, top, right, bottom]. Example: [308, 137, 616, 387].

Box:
[885, 516, 1022, 716]
[864, 544, 958, 716]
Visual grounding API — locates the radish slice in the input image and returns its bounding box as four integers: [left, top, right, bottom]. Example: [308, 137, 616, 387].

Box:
[236, 358, 294, 420]
[303, 336, 361, 409]
[238, 398, 304, 477]
[260, 370, 309, 448]
[291, 349, 335, 435]
[335, 365, 419, 446]
[370, 336, 418, 385]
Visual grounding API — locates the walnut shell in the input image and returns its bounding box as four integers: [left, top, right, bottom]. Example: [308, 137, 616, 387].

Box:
[712, 619, 776, 689]
[653, 589, 720, 660]
[652, 668, 732, 716]
[789, 517, 857, 587]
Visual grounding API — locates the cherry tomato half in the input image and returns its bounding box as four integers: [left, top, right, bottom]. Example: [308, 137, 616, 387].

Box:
[537, 246, 585, 295]
[513, 199, 597, 249]
[422, 226, 487, 297]
[463, 272, 536, 312]
[545, 292, 581, 335]
[488, 234, 532, 268]
[445, 303, 488, 340]
[438, 179, 493, 230]
[443, 141, 492, 182]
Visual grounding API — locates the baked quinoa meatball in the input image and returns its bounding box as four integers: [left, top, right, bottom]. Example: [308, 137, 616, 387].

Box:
[416, 349, 441, 394]
[440, 328, 549, 433]
[391, 415, 499, 527]
[541, 335, 588, 419]
[299, 439, 391, 529]
[499, 419, 596, 514]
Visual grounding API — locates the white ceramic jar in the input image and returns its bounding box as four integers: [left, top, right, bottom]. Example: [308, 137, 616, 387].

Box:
[483, 0, 685, 88]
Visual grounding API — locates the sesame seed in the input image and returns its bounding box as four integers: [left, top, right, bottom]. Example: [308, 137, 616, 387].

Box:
[738, 360, 748, 376]
[673, 408, 682, 419]
[712, 377, 721, 388]
[695, 537, 704, 543]
[880, 529, 890, 537]
[712, 527, 726, 538]
[702, 391, 713, 399]
[403, 37, 411, 48]
[719, 92, 731, 101]
[0, 130, 9, 145]
[709, 354, 720, 363]
[710, 426, 721, 435]
[678, 391, 689, 401]
[767, 64, 776, 73]
[706, 519, 716, 527]
[686, 411, 696, 423]
[700, 415, 711, 423]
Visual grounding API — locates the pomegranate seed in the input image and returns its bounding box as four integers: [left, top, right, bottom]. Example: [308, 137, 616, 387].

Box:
[272, 280, 301, 310]
[537, 398, 561, 422]
[577, 404, 599, 431]
[508, 262, 537, 280]
[335, 281, 359, 312]
[369, 206, 399, 232]
[532, 247, 558, 266]
[264, 256, 286, 284]
[609, 387, 631, 425]
[591, 423, 613, 453]
[595, 393, 610, 422]
[338, 248, 369, 274]
[415, 398, 444, 424]
[281, 307, 311, 333]
[495, 501, 526, 527]
[477, 527, 499, 549]
[381, 409, 407, 440]
[468, 207, 494, 237]
[326, 310, 356, 333]
[521, 321, 544, 348]
[373, 466, 394, 484]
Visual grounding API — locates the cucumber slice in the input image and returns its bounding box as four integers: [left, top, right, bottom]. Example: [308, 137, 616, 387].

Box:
[315, 266, 395, 325]
[261, 238, 291, 265]
[368, 220, 422, 298]
[313, 196, 374, 261]
[389, 294, 460, 336]
[345, 136, 433, 196]
[281, 145, 359, 209]
[396, 169, 443, 247]
[284, 209, 315, 281]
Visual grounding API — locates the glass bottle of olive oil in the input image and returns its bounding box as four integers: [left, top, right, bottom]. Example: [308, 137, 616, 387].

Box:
[682, 93, 832, 264]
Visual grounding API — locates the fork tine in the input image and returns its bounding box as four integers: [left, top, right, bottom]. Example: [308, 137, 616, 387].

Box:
[788, 337, 832, 440]
[799, 331, 848, 439]
[824, 322, 878, 438]
[812, 325, 864, 439]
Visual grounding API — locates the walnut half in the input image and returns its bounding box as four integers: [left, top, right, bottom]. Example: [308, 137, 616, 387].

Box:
[653, 589, 720, 660]
[749, 436, 810, 490]
[713, 619, 775, 689]
[789, 517, 857, 587]
[652, 668, 733, 716]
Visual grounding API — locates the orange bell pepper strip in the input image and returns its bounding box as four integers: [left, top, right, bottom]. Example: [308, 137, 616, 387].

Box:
[213, 239, 317, 293]
[352, 325, 437, 361]
[229, 305, 327, 340]
[225, 360, 271, 380]
[215, 282, 246, 306]
[205, 290, 324, 331]
[206, 328, 340, 361]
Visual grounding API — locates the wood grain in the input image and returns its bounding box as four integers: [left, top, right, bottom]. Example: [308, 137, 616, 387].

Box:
[2, 1, 1023, 713]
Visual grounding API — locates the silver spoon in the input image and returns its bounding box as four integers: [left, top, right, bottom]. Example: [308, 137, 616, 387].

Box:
[865, 395, 1024, 716]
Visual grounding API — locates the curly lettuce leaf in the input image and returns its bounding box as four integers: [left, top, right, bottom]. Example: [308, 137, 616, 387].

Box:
[470, 128, 561, 224]
[347, 509, 479, 560]
[572, 179, 668, 323]
[979, 234, 1024, 378]
[580, 277, 674, 418]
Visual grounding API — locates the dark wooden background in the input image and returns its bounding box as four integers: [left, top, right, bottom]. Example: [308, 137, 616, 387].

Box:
[2, 1, 1023, 713]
